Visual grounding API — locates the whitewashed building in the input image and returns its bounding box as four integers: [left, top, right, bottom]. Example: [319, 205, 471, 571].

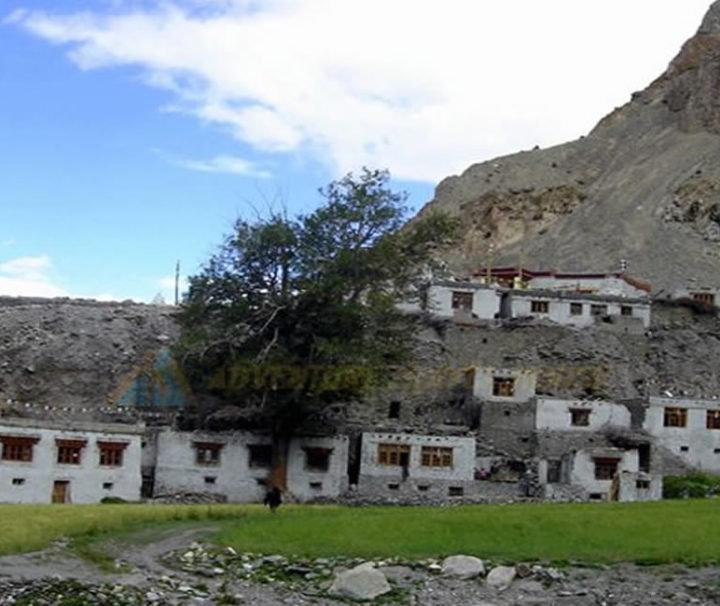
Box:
[467, 366, 537, 403]
[644, 396, 720, 472]
[0, 418, 143, 504]
[153, 430, 348, 502]
[398, 281, 500, 320]
[357, 432, 475, 498]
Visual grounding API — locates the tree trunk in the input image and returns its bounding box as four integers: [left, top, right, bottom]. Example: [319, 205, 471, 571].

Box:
[268, 433, 290, 491]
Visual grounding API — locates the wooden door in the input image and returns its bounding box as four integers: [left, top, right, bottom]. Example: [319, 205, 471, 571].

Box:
[52, 480, 69, 503]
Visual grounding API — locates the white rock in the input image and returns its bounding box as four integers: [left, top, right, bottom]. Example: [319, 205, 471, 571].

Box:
[329, 564, 392, 601]
[441, 555, 486, 579]
[486, 565, 516, 591]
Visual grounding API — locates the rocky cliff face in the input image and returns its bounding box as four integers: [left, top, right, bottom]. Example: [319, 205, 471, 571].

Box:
[422, 1, 720, 293]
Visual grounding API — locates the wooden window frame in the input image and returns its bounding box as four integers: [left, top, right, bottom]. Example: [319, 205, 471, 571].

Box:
[98, 441, 128, 467]
[377, 443, 410, 466]
[420, 446, 453, 468]
[707, 410, 720, 430]
[0, 436, 39, 462]
[590, 304, 608, 316]
[492, 377, 515, 397]
[692, 292, 715, 305]
[594, 457, 619, 480]
[530, 300, 549, 314]
[663, 407, 687, 428]
[620, 305, 633, 316]
[194, 442, 223, 466]
[56, 439, 87, 465]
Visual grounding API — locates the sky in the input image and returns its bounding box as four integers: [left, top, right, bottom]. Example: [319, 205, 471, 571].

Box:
[0, 0, 714, 302]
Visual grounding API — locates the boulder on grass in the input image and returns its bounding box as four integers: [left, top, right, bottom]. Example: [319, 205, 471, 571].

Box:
[329, 564, 391, 601]
[441, 555, 486, 579]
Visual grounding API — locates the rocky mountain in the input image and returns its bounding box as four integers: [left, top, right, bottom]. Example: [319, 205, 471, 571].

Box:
[421, 1, 720, 293]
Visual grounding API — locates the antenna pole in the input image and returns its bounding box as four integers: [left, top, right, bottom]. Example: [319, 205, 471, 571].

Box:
[174, 260, 180, 306]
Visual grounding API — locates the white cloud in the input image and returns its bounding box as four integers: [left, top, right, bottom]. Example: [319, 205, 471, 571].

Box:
[0, 255, 69, 297]
[12, 1, 712, 182]
[158, 151, 271, 177]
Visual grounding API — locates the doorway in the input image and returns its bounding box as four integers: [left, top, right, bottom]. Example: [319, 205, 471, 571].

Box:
[52, 480, 70, 503]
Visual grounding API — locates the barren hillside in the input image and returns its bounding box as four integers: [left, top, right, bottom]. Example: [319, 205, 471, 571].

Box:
[421, 1, 720, 293]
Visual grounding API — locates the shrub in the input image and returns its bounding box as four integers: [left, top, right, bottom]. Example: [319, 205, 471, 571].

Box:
[663, 472, 720, 499]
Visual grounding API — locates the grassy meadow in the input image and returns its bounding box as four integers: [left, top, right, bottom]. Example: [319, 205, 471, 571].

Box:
[2, 499, 720, 565]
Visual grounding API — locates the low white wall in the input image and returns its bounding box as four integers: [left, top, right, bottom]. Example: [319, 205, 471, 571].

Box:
[570, 448, 638, 496]
[426, 284, 500, 320]
[0, 419, 143, 504]
[286, 436, 349, 500]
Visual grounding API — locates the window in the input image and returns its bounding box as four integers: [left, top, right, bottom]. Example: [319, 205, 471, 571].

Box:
[420, 446, 453, 468]
[594, 457, 619, 480]
[692, 292, 715, 305]
[492, 377, 515, 397]
[310, 481, 323, 490]
[248, 444, 272, 468]
[377, 443, 410, 466]
[417, 485, 430, 492]
[102, 482, 114, 490]
[636, 479, 650, 490]
[664, 407, 687, 428]
[590, 304, 608, 316]
[56, 439, 87, 465]
[546, 460, 562, 483]
[707, 410, 720, 429]
[388, 401, 401, 419]
[620, 305, 633, 316]
[12, 478, 25, 486]
[680, 446, 689, 452]
[1, 436, 39, 462]
[304, 447, 331, 472]
[570, 302, 583, 316]
[448, 486, 464, 497]
[194, 442, 223, 466]
[98, 442, 127, 467]
[451, 291, 473, 311]
[530, 300, 549, 314]
[570, 408, 591, 427]
[204, 476, 216, 485]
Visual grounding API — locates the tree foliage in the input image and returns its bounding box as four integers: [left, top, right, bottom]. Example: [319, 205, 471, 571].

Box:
[176, 168, 457, 436]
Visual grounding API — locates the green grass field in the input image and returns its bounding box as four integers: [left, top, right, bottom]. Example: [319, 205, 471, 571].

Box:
[2, 500, 720, 565]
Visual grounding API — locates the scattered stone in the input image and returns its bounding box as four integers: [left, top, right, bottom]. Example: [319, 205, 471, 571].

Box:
[328, 563, 392, 601]
[441, 555, 486, 579]
[486, 565, 516, 591]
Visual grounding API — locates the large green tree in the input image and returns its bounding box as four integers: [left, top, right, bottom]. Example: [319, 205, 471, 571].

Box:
[176, 168, 457, 487]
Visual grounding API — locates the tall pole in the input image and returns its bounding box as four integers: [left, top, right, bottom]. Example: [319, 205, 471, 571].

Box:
[174, 260, 180, 306]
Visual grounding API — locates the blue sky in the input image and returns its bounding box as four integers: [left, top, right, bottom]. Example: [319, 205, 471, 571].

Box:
[0, 0, 712, 302]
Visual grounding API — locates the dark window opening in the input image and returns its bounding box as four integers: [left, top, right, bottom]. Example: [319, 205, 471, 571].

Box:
[589, 492, 604, 500]
[591, 304, 608, 316]
[451, 291, 473, 311]
[195, 442, 223, 466]
[547, 460, 562, 483]
[255, 478, 267, 487]
[594, 457, 619, 480]
[388, 483, 399, 490]
[448, 486, 464, 497]
[620, 305, 633, 316]
[11, 478, 25, 486]
[248, 444, 272, 468]
[570, 408, 591, 427]
[388, 401, 401, 419]
[310, 481, 322, 490]
[417, 485, 430, 492]
[636, 479, 650, 489]
[304, 447, 331, 472]
[204, 476, 216, 485]
[102, 482, 114, 490]
[638, 444, 650, 473]
[680, 445, 689, 452]
[570, 302, 583, 316]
